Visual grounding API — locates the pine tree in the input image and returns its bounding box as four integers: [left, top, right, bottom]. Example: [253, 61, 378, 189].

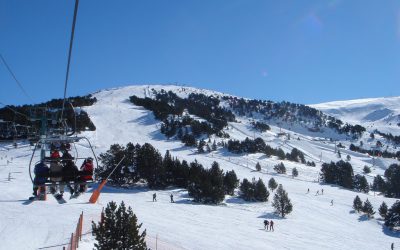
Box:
[379, 201, 388, 219]
[292, 167, 298, 178]
[276, 148, 286, 160]
[136, 143, 165, 189]
[268, 178, 278, 192]
[240, 178, 254, 201]
[197, 139, 205, 153]
[363, 165, 371, 174]
[173, 159, 190, 188]
[163, 150, 174, 185]
[272, 184, 293, 217]
[353, 195, 362, 212]
[362, 199, 375, 218]
[223, 170, 239, 195]
[187, 160, 206, 202]
[125, 142, 139, 183]
[336, 160, 354, 189]
[92, 201, 147, 250]
[372, 174, 386, 193]
[206, 161, 225, 203]
[98, 144, 126, 185]
[254, 178, 269, 202]
[385, 201, 400, 228]
[353, 174, 369, 193]
[255, 162, 261, 171]
[273, 162, 286, 174]
[320, 161, 337, 184]
[182, 133, 196, 147]
[384, 164, 400, 198]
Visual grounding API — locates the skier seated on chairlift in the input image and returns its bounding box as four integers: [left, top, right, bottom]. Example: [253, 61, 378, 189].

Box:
[49, 148, 64, 196]
[78, 157, 94, 192]
[50, 146, 60, 158]
[33, 160, 49, 197]
[62, 155, 79, 195]
[60, 142, 71, 152]
[61, 147, 73, 166]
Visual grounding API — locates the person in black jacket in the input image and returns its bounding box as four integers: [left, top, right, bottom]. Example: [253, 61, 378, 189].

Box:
[263, 220, 269, 230]
[61, 150, 73, 165]
[62, 151, 79, 195]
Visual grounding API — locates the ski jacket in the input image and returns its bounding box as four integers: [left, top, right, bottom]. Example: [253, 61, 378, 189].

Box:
[63, 161, 79, 181]
[50, 161, 63, 181]
[50, 150, 60, 159]
[62, 151, 73, 165]
[34, 162, 49, 184]
[80, 161, 94, 181]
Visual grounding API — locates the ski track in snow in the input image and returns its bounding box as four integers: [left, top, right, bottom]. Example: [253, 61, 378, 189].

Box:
[0, 85, 399, 250]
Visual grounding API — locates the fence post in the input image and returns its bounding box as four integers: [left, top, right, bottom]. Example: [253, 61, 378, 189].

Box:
[79, 212, 83, 240]
[75, 225, 79, 248]
[70, 233, 74, 250]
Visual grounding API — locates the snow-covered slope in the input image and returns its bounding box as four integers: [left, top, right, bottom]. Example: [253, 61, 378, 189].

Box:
[0, 85, 399, 250]
[310, 96, 400, 135]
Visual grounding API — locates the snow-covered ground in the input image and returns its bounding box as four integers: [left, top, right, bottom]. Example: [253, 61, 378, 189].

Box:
[0, 85, 399, 250]
[310, 96, 400, 135]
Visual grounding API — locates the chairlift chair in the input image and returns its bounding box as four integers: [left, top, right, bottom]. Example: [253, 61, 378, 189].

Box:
[29, 135, 98, 188]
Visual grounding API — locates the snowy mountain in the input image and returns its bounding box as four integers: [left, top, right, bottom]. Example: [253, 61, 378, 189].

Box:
[310, 96, 400, 135]
[0, 85, 399, 250]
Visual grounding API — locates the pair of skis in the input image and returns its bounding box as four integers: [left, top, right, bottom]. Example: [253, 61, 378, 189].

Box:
[27, 191, 80, 204]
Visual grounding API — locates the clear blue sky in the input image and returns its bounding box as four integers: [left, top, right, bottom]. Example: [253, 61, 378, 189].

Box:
[1, 0, 399, 106]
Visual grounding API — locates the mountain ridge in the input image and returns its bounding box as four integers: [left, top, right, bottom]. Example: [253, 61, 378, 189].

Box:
[310, 95, 400, 135]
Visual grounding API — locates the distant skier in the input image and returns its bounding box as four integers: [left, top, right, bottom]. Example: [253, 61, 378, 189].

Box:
[321, 189, 324, 195]
[269, 220, 274, 231]
[170, 194, 174, 203]
[331, 200, 334, 206]
[307, 188, 309, 193]
[316, 190, 319, 195]
[263, 220, 269, 230]
[391, 242, 394, 250]
[153, 193, 157, 202]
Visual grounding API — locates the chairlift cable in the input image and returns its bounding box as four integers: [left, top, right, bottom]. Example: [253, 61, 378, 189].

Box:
[0, 53, 35, 103]
[60, 0, 80, 123]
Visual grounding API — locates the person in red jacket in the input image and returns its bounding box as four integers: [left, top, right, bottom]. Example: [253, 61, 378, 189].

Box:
[269, 220, 274, 231]
[50, 149, 60, 159]
[79, 157, 94, 192]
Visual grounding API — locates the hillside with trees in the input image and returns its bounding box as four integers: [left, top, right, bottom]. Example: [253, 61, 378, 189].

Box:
[0, 95, 96, 140]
